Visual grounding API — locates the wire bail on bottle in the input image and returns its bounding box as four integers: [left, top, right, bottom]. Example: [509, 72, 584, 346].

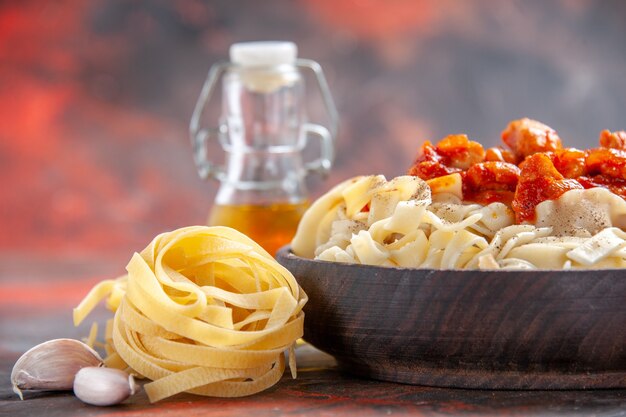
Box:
[189, 42, 339, 185]
[187, 42, 338, 255]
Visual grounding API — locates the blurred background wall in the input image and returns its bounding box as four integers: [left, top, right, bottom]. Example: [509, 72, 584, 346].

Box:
[2, 0, 626, 269]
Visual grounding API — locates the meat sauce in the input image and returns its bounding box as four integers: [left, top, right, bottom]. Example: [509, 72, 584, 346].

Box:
[407, 118, 626, 223]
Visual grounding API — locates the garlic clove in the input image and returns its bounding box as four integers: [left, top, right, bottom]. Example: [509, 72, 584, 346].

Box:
[11, 338, 103, 400]
[73, 366, 139, 406]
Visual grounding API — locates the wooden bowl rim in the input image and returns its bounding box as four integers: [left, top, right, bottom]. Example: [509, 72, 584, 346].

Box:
[276, 245, 626, 275]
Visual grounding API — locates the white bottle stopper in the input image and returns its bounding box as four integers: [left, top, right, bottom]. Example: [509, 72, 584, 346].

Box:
[229, 42, 299, 93]
[230, 41, 297, 67]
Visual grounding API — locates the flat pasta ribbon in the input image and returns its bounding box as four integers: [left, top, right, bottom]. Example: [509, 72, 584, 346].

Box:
[74, 226, 307, 402]
[295, 175, 626, 269]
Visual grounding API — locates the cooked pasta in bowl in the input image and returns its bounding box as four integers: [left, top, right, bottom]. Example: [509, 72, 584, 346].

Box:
[276, 118, 626, 389]
[290, 175, 626, 270]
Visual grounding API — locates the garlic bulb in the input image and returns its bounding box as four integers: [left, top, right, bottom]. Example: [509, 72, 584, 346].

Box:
[73, 367, 139, 406]
[11, 338, 103, 399]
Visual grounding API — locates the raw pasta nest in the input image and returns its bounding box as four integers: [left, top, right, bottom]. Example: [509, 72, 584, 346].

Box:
[74, 226, 307, 402]
[291, 175, 626, 269]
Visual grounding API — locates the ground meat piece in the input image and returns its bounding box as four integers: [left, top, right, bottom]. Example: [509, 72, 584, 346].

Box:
[512, 153, 583, 223]
[407, 141, 462, 180]
[407, 135, 484, 179]
[599, 129, 626, 150]
[586, 147, 626, 179]
[463, 162, 520, 205]
[502, 118, 562, 159]
[550, 148, 587, 178]
[485, 146, 518, 164]
[435, 134, 485, 170]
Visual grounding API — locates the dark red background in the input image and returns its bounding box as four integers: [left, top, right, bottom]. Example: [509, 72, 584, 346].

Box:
[2, 0, 626, 268]
[1, 3, 626, 414]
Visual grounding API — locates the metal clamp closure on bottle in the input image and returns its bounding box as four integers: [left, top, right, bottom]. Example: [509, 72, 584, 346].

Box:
[189, 59, 339, 182]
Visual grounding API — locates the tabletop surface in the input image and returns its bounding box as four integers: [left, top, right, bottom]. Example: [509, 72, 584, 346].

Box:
[1, 258, 625, 417]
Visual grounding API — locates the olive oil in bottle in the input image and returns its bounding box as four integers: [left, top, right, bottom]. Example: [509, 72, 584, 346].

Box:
[208, 201, 309, 256]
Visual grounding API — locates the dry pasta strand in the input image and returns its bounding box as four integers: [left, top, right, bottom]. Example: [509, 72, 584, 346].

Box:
[74, 226, 307, 402]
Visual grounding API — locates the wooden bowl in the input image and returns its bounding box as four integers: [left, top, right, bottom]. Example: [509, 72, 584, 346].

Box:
[276, 246, 626, 389]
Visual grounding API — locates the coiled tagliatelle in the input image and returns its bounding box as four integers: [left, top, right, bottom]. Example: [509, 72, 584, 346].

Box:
[74, 226, 307, 402]
[292, 175, 626, 269]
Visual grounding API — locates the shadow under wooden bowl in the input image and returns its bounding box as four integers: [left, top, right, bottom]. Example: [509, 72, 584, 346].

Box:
[276, 246, 626, 389]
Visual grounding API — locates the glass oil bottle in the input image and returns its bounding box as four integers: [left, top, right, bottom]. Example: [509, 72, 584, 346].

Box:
[189, 41, 338, 255]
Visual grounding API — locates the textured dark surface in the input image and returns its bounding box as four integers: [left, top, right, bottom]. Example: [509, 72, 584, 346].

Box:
[276, 247, 626, 389]
[2, 334, 626, 417]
